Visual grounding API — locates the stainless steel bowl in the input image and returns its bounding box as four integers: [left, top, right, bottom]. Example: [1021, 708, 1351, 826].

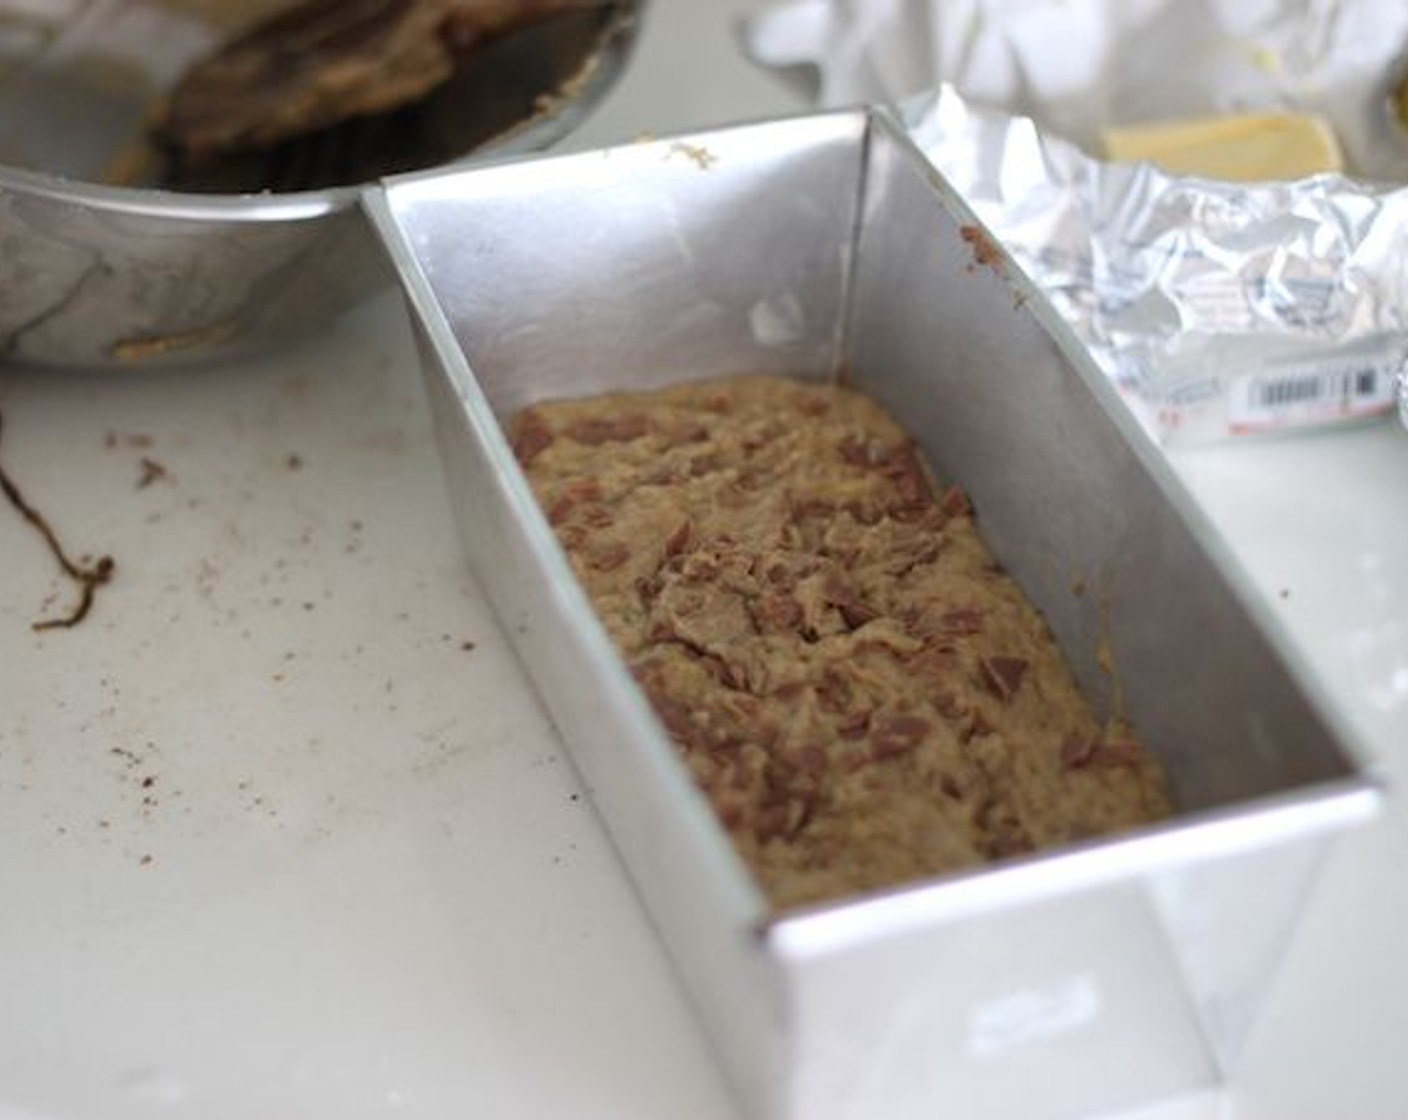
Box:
[0, 0, 642, 369]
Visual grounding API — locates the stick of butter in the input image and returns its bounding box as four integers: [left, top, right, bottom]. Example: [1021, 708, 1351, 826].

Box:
[1103, 112, 1343, 181]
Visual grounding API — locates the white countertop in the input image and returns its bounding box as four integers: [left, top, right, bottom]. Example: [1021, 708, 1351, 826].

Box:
[1, 4, 1405, 1120]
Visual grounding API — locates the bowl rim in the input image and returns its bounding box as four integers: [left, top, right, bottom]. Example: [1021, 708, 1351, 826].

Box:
[0, 0, 644, 222]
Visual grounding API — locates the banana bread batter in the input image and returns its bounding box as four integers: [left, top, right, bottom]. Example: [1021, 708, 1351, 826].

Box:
[512, 374, 1172, 909]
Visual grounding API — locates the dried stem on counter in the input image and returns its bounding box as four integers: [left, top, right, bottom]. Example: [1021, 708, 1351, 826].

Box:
[0, 410, 115, 631]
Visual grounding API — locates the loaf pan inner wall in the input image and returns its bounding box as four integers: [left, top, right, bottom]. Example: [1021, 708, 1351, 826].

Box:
[383, 114, 867, 420]
[845, 118, 1361, 814]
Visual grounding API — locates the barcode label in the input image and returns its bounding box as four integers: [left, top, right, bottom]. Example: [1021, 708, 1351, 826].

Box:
[1230, 362, 1398, 433]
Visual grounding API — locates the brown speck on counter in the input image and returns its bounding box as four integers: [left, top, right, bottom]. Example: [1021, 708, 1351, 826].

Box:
[140, 854, 153, 867]
[461, 640, 476, 652]
[136, 457, 170, 489]
[105, 432, 154, 450]
[1, 410, 116, 631]
[286, 454, 303, 471]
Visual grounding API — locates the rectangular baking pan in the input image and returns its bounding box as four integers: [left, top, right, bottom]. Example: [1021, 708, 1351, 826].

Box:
[363, 109, 1380, 1120]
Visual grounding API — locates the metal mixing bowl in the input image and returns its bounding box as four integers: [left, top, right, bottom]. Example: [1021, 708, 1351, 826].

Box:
[0, 0, 642, 368]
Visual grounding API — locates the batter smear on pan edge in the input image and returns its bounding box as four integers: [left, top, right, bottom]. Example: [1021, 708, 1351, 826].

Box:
[512, 375, 1172, 909]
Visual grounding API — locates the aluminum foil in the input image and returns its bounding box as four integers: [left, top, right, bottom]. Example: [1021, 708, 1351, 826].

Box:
[743, 0, 1408, 441]
[901, 85, 1408, 443]
[746, 0, 1408, 179]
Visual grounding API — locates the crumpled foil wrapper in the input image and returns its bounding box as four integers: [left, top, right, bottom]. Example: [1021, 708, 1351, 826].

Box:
[744, 0, 1408, 441]
[902, 85, 1408, 443]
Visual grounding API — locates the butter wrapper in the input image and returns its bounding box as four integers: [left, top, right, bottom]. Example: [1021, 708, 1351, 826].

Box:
[743, 0, 1408, 442]
[903, 86, 1408, 444]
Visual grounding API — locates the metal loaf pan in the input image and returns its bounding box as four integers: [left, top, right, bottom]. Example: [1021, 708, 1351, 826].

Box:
[364, 110, 1381, 1120]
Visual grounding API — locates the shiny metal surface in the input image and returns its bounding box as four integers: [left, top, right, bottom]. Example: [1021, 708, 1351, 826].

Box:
[0, 0, 641, 369]
[0, 174, 378, 367]
[900, 86, 1408, 444]
[367, 111, 1380, 1120]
